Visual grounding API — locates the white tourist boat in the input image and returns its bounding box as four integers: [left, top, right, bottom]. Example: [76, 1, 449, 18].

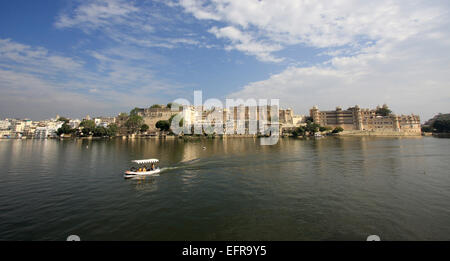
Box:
[124, 159, 161, 179]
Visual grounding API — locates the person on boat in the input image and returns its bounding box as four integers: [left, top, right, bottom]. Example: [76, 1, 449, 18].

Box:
[138, 167, 142, 172]
[151, 163, 155, 170]
[143, 166, 147, 172]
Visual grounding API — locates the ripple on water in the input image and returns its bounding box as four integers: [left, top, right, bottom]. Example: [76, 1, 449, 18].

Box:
[0, 137, 449, 240]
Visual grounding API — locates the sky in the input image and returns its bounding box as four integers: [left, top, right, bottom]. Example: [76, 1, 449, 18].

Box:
[0, 0, 449, 121]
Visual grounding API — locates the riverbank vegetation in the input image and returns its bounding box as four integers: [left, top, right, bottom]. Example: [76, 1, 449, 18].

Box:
[57, 119, 119, 138]
[290, 117, 342, 137]
[422, 113, 450, 133]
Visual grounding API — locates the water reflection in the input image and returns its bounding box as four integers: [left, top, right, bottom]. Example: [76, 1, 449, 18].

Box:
[0, 136, 449, 240]
[132, 176, 159, 192]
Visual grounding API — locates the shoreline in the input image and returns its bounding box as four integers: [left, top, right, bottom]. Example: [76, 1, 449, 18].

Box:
[2, 133, 442, 140]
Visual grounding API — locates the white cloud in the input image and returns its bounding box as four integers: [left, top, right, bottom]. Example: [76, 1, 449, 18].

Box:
[0, 38, 185, 119]
[55, 0, 139, 30]
[177, 0, 450, 119]
[178, 0, 221, 21]
[208, 26, 283, 62]
[0, 38, 83, 74]
[229, 31, 450, 120]
[55, 0, 203, 49]
[180, 0, 445, 61]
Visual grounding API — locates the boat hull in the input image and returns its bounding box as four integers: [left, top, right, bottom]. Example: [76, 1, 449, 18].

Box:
[124, 169, 161, 179]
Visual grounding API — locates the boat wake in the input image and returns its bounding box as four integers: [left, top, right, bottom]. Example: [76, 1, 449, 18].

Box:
[159, 166, 180, 173]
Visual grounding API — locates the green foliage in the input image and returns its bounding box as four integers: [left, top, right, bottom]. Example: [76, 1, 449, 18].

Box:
[169, 114, 184, 128]
[79, 120, 96, 135]
[125, 115, 144, 133]
[292, 126, 306, 137]
[118, 113, 128, 121]
[129, 107, 141, 116]
[57, 123, 73, 136]
[167, 102, 182, 109]
[81, 128, 91, 135]
[435, 114, 450, 121]
[92, 124, 119, 137]
[291, 122, 331, 137]
[319, 126, 332, 132]
[155, 120, 170, 132]
[106, 124, 118, 137]
[140, 124, 149, 133]
[58, 117, 70, 124]
[332, 127, 344, 133]
[305, 116, 313, 123]
[376, 105, 392, 116]
[305, 122, 320, 134]
[421, 126, 432, 132]
[433, 119, 450, 133]
[150, 104, 162, 109]
[93, 126, 107, 137]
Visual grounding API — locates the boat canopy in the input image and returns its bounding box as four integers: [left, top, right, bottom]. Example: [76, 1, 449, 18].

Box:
[132, 159, 159, 164]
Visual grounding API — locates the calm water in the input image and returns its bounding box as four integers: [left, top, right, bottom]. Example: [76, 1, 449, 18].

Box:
[0, 137, 449, 241]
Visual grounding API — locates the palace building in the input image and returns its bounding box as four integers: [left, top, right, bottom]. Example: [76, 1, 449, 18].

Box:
[310, 104, 421, 134]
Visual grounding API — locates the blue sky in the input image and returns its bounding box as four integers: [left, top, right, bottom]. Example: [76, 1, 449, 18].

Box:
[0, 0, 449, 120]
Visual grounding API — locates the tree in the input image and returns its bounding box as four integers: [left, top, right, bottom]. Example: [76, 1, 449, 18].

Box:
[421, 126, 432, 132]
[155, 120, 170, 132]
[117, 113, 128, 121]
[376, 104, 392, 116]
[169, 114, 184, 128]
[305, 116, 313, 123]
[125, 114, 144, 133]
[292, 126, 306, 137]
[332, 127, 344, 134]
[58, 117, 70, 124]
[319, 126, 332, 132]
[106, 124, 119, 137]
[433, 119, 450, 133]
[93, 126, 107, 137]
[140, 124, 149, 133]
[150, 104, 162, 109]
[130, 107, 141, 116]
[305, 122, 320, 134]
[167, 102, 182, 109]
[57, 123, 73, 136]
[79, 120, 96, 135]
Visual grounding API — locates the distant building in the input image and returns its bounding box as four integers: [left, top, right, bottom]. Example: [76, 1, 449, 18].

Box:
[190, 105, 300, 135]
[310, 105, 421, 134]
[34, 121, 63, 139]
[135, 105, 184, 132]
[0, 129, 12, 138]
[94, 117, 116, 127]
[13, 121, 26, 133]
[0, 120, 11, 130]
[69, 119, 81, 129]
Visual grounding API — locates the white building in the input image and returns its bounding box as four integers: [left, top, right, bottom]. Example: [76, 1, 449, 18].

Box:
[13, 121, 26, 133]
[0, 129, 12, 138]
[69, 119, 81, 129]
[34, 121, 63, 139]
[0, 120, 11, 130]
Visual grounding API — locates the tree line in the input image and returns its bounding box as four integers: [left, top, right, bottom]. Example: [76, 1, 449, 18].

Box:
[57, 117, 119, 137]
[289, 117, 343, 137]
[422, 114, 450, 133]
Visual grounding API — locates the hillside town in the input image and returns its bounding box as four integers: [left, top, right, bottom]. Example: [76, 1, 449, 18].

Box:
[1, 103, 439, 140]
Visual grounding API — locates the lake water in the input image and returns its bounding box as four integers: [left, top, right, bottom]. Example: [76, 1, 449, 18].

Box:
[0, 137, 449, 240]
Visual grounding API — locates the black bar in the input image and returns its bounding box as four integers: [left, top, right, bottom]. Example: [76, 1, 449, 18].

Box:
[0, 241, 447, 259]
